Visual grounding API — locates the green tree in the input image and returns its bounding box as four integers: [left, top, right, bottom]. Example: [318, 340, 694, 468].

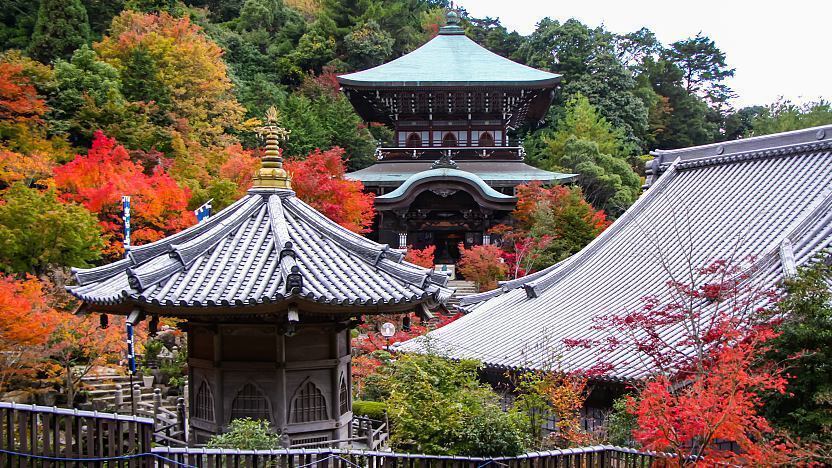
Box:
[0, 184, 103, 274]
[53, 46, 123, 117]
[663, 33, 735, 108]
[27, 0, 91, 63]
[0, 0, 39, 51]
[748, 98, 832, 136]
[764, 261, 832, 441]
[528, 186, 609, 266]
[380, 353, 526, 456]
[540, 95, 641, 214]
[344, 20, 394, 69]
[641, 57, 719, 149]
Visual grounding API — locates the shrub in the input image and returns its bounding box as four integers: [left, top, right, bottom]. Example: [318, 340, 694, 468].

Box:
[381, 353, 526, 456]
[207, 418, 279, 450]
[352, 400, 387, 420]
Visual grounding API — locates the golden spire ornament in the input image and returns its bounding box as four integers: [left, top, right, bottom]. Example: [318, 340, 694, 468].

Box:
[253, 106, 292, 189]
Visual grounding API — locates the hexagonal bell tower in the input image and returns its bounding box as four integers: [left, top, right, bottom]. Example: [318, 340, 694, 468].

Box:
[67, 108, 452, 445]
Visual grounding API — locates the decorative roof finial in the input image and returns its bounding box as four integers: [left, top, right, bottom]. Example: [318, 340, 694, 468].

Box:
[253, 106, 292, 190]
[439, 4, 464, 35]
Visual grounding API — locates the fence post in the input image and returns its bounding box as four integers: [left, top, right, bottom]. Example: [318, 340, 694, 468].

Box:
[115, 384, 123, 411]
[153, 388, 162, 427]
[176, 397, 187, 443]
[132, 384, 141, 415]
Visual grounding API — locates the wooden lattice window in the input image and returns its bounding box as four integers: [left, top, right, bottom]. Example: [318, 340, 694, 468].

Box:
[230, 383, 271, 422]
[478, 132, 494, 147]
[406, 132, 422, 148]
[195, 381, 215, 421]
[291, 381, 328, 423]
[339, 375, 349, 415]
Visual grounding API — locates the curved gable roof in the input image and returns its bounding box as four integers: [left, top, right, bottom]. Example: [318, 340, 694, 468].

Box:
[376, 168, 516, 209]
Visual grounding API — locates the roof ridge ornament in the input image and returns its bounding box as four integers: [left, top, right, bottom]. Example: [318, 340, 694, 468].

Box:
[431, 150, 458, 169]
[438, 6, 465, 35]
[253, 106, 292, 190]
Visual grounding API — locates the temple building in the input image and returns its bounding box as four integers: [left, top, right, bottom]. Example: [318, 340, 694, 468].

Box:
[340, 11, 574, 264]
[400, 125, 832, 420]
[67, 110, 452, 445]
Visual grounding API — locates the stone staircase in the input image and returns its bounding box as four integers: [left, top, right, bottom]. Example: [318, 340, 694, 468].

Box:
[81, 368, 179, 413]
[446, 280, 479, 311]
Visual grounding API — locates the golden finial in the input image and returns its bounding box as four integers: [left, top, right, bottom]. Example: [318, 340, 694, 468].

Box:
[253, 106, 292, 190]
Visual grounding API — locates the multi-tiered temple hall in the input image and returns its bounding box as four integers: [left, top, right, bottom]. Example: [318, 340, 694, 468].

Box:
[340, 11, 574, 264]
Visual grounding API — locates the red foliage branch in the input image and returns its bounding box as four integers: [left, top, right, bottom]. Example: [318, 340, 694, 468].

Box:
[565, 258, 795, 464]
[285, 147, 375, 234]
[54, 132, 194, 257]
[404, 245, 435, 269]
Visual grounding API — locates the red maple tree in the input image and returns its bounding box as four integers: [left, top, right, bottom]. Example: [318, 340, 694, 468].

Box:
[285, 147, 375, 233]
[404, 245, 436, 269]
[457, 243, 508, 291]
[567, 259, 794, 464]
[0, 62, 46, 124]
[54, 131, 194, 257]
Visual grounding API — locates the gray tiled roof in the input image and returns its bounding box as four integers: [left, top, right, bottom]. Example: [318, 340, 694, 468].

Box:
[68, 189, 453, 312]
[337, 32, 560, 88]
[399, 125, 832, 379]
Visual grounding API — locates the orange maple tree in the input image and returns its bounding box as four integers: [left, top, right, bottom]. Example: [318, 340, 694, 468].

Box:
[0, 274, 59, 389]
[54, 131, 194, 257]
[285, 147, 375, 233]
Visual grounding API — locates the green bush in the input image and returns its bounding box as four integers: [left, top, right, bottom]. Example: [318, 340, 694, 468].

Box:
[604, 396, 637, 447]
[352, 400, 387, 420]
[380, 353, 526, 457]
[207, 418, 280, 450]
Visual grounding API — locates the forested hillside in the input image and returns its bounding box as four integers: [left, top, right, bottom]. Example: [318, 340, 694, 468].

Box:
[1, 0, 831, 276]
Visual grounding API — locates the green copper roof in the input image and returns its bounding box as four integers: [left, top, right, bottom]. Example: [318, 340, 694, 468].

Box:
[337, 27, 561, 88]
[377, 168, 515, 203]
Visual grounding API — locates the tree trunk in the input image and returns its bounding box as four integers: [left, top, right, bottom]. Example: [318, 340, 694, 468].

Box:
[65, 365, 75, 405]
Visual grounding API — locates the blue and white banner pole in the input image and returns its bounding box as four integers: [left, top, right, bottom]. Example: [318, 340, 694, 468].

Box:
[122, 196, 131, 258]
[122, 197, 137, 385]
[194, 198, 213, 223]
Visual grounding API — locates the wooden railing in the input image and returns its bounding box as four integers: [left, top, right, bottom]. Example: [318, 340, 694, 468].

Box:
[0, 402, 667, 467]
[290, 415, 388, 450]
[0, 401, 154, 467]
[150, 446, 663, 468]
[112, 384, 188, 446]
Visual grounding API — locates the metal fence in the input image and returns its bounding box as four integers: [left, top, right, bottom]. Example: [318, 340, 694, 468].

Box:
[0, 402, 667, 467]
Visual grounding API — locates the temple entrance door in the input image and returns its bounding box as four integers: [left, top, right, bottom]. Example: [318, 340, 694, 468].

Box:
[433, 231, 465, 264]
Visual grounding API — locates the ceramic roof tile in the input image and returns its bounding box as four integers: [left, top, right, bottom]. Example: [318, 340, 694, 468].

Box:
[400, 125, 832, 380]
[68, 190, 452, 311]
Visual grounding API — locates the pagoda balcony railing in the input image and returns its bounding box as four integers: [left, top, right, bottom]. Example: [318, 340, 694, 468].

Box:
[375, 145, 526, 161]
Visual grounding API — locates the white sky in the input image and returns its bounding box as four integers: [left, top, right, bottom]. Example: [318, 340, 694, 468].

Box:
[459, 0, 831, 108]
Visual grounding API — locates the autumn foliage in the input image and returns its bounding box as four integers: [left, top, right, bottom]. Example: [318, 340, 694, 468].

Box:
[404, 245, 436, 269]
[54, 131, 194, 257]
[0, 274, 59, 386]
[567, 259, 795, 464]
[285, 147, 375, 233]
[94, 11, 245, 143]
[457, 243, 508, 291]
[0, 62, 46, 124]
